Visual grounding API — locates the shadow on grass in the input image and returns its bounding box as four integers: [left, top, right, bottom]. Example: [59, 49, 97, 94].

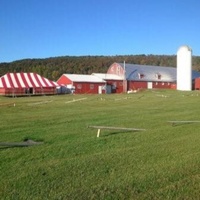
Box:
[0, 146, 28, 150]
[103, 130, 139, 137]
[171, 122, 198, 127]
[0, 140, 44, 150]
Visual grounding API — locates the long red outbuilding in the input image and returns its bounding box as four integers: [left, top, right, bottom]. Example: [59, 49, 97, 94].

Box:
[57, 74, 106, 94]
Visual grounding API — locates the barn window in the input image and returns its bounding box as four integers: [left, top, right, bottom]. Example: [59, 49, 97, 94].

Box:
[155, 82, 158, 85]
[77, 84, 82, 89]
[138, 73, 144, 79]
[90, 84, 94, 90]
[155, 73, 161, 80]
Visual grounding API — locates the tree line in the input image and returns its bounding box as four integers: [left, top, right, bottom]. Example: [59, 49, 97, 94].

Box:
[0, 55, 200, 81]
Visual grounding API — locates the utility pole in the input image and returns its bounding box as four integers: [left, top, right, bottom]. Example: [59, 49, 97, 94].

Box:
[123, 61, 127, 93]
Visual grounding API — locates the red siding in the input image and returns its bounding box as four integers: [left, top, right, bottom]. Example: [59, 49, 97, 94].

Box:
[195, 78, 200, 90]
[106, 80, 124, 93]
[152, 82, 173, 89]
[170, 84, 177, 89]
[57, 75, 72, 85]
[128, 81, 148, 90]
[127, 81, 176, 90]
[73, 82, 104, 94]
[107, 63, 124, 78]
[57, 75, 106, 94]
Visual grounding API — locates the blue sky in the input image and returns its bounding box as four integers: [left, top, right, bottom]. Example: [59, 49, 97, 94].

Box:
[0, 0, 200, 63]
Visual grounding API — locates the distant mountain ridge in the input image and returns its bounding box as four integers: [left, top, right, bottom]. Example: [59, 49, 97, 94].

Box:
[0, 55, 200, 81]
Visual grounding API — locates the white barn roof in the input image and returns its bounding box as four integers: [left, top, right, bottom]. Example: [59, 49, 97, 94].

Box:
[123, 63, 176, 82]
[117, 63, 200, 82]
[63, 74, 106, 83]
[0, 73, 58, 89]
[92, 73, 123, 80]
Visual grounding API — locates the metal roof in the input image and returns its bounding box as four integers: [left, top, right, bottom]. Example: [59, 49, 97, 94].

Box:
[191, 70, 200, 79]
[117, 63, 200, 82]
[63, 74, 106, 83]
[92, 73, 123, 80]
[0, 73, 58, 89]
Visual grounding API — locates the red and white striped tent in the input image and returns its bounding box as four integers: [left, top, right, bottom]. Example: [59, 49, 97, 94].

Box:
[0, 72, 58, 96]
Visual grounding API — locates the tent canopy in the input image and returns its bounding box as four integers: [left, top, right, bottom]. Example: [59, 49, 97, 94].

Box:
[0, 73, 58, 89]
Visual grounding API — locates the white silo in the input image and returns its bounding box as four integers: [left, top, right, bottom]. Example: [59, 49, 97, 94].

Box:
[177, 45, 192, 91]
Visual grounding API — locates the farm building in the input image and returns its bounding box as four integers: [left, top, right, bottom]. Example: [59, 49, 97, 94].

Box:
[107, 63, 176, 91]
[107, 63, 200, 91]
[194, 78, 200, 90]
[0, 72, 58, 96]
[57, 74, 106, 94]
[57, 61, 200, 94]
[92, 73, 123, 93]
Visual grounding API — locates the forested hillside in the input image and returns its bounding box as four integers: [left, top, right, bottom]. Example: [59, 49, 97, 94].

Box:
[0, 55, 200, 81]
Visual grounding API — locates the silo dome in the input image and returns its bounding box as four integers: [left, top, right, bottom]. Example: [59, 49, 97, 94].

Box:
[177, 45, 192, 91]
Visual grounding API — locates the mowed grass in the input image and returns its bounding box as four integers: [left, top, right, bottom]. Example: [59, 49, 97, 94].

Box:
[1, 90, 200, 199]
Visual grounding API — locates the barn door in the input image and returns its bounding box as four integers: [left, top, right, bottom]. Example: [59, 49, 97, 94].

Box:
[98, 86, 102, 94]
[147, 82, 153, 89]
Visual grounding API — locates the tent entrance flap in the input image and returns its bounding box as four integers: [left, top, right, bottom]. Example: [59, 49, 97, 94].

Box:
[25, 88, 34, 94]
[29, 88, 33, 94]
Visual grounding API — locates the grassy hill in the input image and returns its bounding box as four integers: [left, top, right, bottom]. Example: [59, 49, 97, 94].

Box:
[1, 90, 200, 199]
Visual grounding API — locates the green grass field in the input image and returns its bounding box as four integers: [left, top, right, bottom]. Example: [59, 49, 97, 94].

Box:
[1, 90, 200, 199]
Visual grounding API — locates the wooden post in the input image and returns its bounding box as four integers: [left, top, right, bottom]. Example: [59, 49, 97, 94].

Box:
[88, 125, 146, 138]
[97, 129, 101, 137]
[88, 125, 146, 131]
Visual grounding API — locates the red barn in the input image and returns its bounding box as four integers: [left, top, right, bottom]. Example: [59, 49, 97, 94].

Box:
[0, 72, 58, 96]
[194, 78, 200, 90]
[92, 73, 124, 93]
[107, 62, 177, 91]
[107, 62, 200, 92]
[57, 74, 106, 94]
